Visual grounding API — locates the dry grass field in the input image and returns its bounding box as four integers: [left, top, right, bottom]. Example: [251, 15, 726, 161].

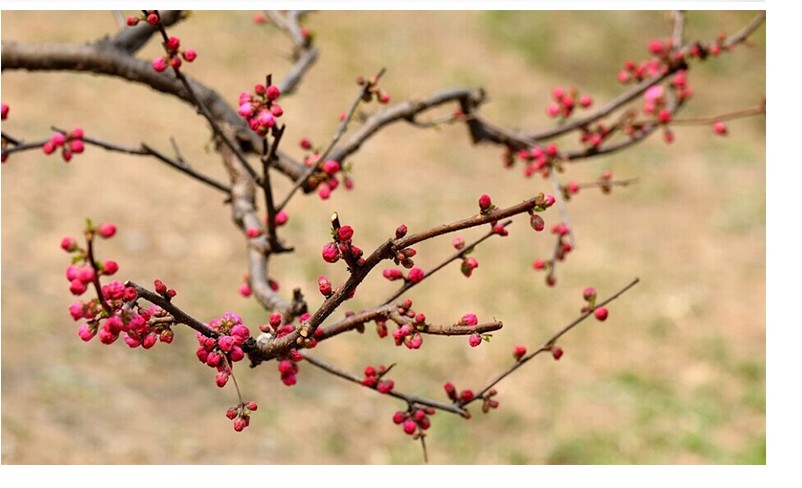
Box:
[1, 11, 765, 464]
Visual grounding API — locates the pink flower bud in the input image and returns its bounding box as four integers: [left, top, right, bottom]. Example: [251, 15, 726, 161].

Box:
[458, 313, 478, 327]
[239, 282, 251, 297]
[551, 346, 564, 360]
[579, 94, 593, 108]
[217, 335, 235, 353]
[318, 276, 332, 296]
[147, 13, 159, 25]
[513, 346, 527, 360]
[42, 141, 56, 155]
[460, 389, 474, 402]
[407, 267, 425, 284]
[266, 85, 281, 101]
[78, 323, 96, 341]
[152, 56, 168, 72]
[103, 260, 119, 275]
[658, 109, 672, 124]
[229, 346, 245, 362]
[182, 49, 197, 62]
[77, 267, 95, 284]
[270, 104, 283, 117]
[142, 333, 157, 349]
[321, 242, 340, 263]
[478, 194, 492, 211]
[60, 236, 77, 252]
[165, 36, 180, 51]
[257, 111, 275, 128]
[1, 103, 9, 120]
[337, 225, 354, 242]
[468, 333, 482, 347]
[392, 411, 406, 424]
[299, 138, 312, 150]
[322, 159, 341, 175]
[644, 85, 664, 103]
[246, 227, 263, 238]
[403, 420, 417, 435]
[233, 417, 248, 432]
[648, 39, 665, 55]
[452, 236, 465, 250]
[274, 210, 289, 226]
[530, 214, 545, 232]
[215, 371, 229, 387]
[97, 223, 117, 238]
[170, 57, 182, 69]
[594, 307, 609, 321]
[546, 102, 560, 118]
[69, 139, 85, 154]
[712, 121, 727, 135]
[238, 103, 254, 118]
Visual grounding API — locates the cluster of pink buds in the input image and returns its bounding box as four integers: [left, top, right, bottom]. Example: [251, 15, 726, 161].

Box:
[64, 221, 175, 347]
[321, 224, 365, 271]
[276, 353, 302, 386]
[617, 57, 667, 85]
[42, 128, 84, 162]
[392, 406, 435, 437]
[238, 81, 283, 137]
[516, 143, 562, 178]
[355, 73, 391, 105]
[450, 237, 480, 278]
[126, 10, 161, 26]
[298, 139, 354, 200]
[382, 299, 424, 349]
[456, 313, 484, 347]
[546, 86, 593, 119]
[444, 381, 475, 405]
[580, 287, 609, 321]
[361, 364, 395, 393]
[381, 266, 424, 284]
[225, 401, 258, 432]
[195, 312, 250, 387]
[579, 123, 612, 149]
[151, 35, 197, 73]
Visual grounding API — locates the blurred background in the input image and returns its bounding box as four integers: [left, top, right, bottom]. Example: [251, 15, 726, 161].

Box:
[1, 11, 765, 464]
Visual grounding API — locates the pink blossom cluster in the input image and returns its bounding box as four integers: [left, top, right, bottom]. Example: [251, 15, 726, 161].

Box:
[226, 401, 258, 432]
[258, 312, 310, 386]
[321, 224, 365, 270]
[151, 35, 197, 73]
[64, 222, 174, 348]
[392, 406, 435, 437]
[237, 82, 283, 137]
[545, 86, 593, 119]
[361, 364, 395, 394]
[42, 127, 84, 163]
[297, 140, 353, 200]
[381, 266, 425, 284]
[195, 312, 251, 388]
[516, 143, 563, 178]
[444, 381, 475, 404]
